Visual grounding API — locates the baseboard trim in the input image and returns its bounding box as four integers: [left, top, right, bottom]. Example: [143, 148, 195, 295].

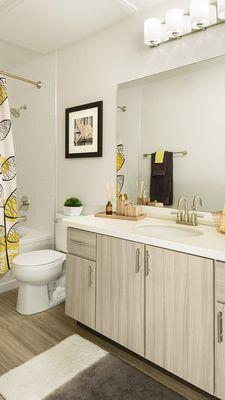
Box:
[0, 279, 18, 294]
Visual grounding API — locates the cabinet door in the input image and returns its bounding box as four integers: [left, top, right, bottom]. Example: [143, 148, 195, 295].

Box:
[96, 235, 144, 356]
[65, 254, 96, 329]
[145, 246, 214, 394]
[215, 302, 225, 400]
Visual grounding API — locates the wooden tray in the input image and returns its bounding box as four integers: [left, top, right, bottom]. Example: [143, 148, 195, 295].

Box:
[95, 212, 146, 221]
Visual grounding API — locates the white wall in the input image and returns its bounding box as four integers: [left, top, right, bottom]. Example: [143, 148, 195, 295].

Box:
[56, 0, 225, 213]
[0, 39, 40, 69]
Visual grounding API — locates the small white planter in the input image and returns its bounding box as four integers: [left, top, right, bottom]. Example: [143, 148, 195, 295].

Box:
[63, 206, 83, 216]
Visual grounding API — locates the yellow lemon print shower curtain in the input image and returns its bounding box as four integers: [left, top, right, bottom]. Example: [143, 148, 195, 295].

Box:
[0, 78, 19, 274]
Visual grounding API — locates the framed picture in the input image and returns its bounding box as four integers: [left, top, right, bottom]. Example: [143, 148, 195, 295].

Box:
[65, 101, 103, 158]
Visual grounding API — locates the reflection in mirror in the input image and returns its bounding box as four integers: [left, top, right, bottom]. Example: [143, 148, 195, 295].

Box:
[117, 55, 225, 212]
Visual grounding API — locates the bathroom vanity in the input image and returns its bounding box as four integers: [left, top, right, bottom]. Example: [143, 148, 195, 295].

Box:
[65, 215, 225, 400]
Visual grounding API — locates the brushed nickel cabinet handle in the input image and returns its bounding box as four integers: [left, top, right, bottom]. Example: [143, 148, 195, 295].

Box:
[70, 240, 87, 246]
[217, 311, 223, 344]
[136, 248, 141, 273]
[145, 249, 150, 276]
[89, 266, 94, 285]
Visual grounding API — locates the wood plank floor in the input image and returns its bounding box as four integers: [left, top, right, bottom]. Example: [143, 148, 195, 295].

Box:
[0, 290, 212, 400]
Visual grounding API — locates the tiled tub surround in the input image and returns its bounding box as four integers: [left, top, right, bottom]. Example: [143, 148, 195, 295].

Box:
[64, 211, 225, 400]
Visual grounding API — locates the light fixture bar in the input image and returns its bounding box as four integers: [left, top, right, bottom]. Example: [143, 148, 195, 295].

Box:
[145, 0, 224, 48]
[156, 18, 225, 48]
[158, 0, 217, 25]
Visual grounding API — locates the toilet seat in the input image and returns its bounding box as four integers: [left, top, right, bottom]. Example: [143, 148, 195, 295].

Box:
[14, 250, 64, 268]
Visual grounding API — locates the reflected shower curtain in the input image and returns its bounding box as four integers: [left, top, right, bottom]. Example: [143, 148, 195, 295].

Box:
[0, 78, 19, 274]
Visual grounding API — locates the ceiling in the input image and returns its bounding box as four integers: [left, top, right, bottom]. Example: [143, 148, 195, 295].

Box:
[0, 0, 165, 54]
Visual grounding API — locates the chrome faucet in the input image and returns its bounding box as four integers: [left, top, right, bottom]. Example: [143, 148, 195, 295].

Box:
[173, 195, 204, 226]
[191, 195, 204, 226]
[176, 197, 189, 224]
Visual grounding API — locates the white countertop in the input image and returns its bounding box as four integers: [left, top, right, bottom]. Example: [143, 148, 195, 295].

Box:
[62, 215, 225, 262]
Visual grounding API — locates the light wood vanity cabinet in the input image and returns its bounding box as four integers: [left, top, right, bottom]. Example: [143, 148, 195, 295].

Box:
[215, 302, 225, 400]
[216, 261, 225, 303]
[145, 245, 214, 394]
[66, 228, 218, 398]
[66, 254, 96, 329]
[96, 235, 145, 355]
[66, 229, 97, 329]
[215, 262, 225, 400]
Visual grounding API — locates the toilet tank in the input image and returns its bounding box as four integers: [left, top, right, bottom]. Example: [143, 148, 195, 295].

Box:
[55, 215, 68, 253]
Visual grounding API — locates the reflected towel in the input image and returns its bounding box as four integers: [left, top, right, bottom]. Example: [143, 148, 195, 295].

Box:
[155, 149, 165, 164]
[150, 151, 173, 206]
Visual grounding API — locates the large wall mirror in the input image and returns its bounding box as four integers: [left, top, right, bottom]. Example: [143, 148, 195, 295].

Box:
[117, 55, 225, 212]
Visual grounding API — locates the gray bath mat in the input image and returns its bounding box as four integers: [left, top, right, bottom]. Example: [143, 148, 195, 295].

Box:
[45, 353, 186, 400]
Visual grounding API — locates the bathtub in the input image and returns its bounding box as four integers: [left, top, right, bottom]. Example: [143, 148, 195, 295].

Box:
[19, 227, 53, 253]
[0, 227, 53, 293]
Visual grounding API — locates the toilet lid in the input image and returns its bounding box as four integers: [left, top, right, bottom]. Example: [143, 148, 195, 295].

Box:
[13, 250, 64, 267]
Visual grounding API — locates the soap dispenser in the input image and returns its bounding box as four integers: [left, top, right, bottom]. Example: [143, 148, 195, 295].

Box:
[106, 201, 113, 215]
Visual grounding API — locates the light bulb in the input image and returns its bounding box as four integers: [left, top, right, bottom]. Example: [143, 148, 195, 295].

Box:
[166, 9, 184, 38]
[209, 5, 217, 25]
[144, 18, 161, 47]
[190, 0, 210, 30]
[218, 0, 225, 20]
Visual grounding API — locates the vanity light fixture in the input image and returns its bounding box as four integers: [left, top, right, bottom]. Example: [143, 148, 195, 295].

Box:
[144, 17, 161, 47]
[218, 0, 225, 19]
[209, 4, 217, 23]
[166, 9, 184, 39]
[144, 0, 224, 48]
[190, 0, 210, 30]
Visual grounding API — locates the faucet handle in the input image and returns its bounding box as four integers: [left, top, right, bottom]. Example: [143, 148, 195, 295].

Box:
[192, 195, 204, 211]
[177, 196, 185, 210]
[198, 196, 204, 207]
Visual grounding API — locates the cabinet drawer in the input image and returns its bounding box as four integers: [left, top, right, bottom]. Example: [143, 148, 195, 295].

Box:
[67, 228, 96, 261]
[216, 261, 225, 302]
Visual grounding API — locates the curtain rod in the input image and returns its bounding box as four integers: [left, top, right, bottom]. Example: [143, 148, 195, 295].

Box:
[0, 70, 42, 89]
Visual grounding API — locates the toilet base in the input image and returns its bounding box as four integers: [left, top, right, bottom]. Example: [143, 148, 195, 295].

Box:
[17, 282, 65, 315]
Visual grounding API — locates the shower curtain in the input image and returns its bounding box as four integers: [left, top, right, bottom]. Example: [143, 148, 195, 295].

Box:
[0, 78, 19, 274]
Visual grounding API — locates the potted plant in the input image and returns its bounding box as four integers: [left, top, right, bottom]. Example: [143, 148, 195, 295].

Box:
[64, 197, 83, 216]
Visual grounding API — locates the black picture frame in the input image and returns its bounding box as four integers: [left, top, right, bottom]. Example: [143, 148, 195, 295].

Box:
[65, 101, 103, 158]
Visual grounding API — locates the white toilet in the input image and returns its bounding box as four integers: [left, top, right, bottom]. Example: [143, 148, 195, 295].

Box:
[13, 217, 68, 315]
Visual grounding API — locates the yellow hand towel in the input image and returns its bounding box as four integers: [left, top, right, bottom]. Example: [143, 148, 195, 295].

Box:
[155, 150, 165, 164]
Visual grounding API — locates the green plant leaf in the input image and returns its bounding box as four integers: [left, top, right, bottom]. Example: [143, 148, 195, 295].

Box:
[64, 197, 82, 207]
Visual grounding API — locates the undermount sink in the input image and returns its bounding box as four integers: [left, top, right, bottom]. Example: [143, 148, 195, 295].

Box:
[136, 224, 203, 239]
